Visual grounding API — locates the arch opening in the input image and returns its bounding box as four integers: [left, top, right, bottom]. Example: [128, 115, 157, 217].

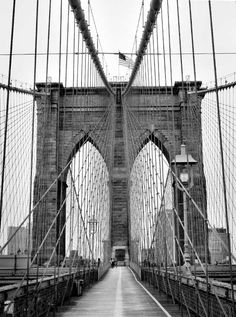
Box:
[63, 141, 110, 267]
[129, 140, 174, 267]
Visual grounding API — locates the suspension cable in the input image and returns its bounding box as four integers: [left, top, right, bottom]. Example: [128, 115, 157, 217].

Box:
[69, 0, 114, 95]
[123, 0, 163, 95]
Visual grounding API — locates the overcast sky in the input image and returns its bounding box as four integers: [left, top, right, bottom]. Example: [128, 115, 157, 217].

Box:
[0, 0, 235, 86]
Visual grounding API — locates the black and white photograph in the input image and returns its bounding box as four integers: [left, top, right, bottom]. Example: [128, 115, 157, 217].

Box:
[0, 0, 236, 316]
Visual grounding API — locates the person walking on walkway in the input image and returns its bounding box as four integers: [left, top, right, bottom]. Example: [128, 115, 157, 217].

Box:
[110, 258, 115, 268]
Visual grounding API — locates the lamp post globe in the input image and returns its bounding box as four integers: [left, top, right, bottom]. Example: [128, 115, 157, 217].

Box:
[88, 216, 98, 267]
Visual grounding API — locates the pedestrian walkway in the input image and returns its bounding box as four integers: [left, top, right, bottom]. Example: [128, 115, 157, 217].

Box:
[56, 267, 173, 316]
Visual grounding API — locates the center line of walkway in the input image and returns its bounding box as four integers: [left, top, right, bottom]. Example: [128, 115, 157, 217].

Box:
[114, 267, 123, 316]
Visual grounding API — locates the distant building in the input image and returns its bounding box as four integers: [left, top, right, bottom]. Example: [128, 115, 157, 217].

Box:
[155, 208, 175, 266]
[7, 226, 30, 255]
[208, 228, 228, 264]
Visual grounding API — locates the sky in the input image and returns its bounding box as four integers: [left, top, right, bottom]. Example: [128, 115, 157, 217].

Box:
[0, 0, 235, 87]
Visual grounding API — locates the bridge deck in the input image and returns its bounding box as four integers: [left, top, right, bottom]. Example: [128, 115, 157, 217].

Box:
[56, 267, 182, 317]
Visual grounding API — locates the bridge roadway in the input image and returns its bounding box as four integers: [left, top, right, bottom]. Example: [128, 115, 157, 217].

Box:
[56, 266, 185, 317]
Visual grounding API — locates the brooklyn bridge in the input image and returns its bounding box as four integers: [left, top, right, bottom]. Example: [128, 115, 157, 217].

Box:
[0, 0, 236, 316]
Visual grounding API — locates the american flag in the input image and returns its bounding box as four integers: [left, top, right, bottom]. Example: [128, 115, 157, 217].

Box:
[118, 52, 134, 69]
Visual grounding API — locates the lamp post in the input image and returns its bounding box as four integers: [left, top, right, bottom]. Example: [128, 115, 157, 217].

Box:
[171, 145, 197, 266]
[88, 216, 98, 266]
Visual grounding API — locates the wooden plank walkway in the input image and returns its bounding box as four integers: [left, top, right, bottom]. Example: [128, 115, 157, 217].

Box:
[56, 267, 187, 317]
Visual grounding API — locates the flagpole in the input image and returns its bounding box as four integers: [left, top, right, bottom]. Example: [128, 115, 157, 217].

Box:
[118, 51, 120, 80]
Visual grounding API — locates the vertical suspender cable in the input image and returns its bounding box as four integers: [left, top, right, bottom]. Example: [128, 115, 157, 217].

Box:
[166, 2, 183, 305]
[54, 4, 63, 309]
[176, 0, 184, 84]
[58, 1, 70, 278]
[65, 3, 70, 87]
[159, 5, 170, 294]
[188, 0, 197, 90]
[45, 0, 52, 85]
[56, 0, 63, 269]
[0, 0, 16, 231]
[26, 0, 39, 312]
[166, 0, 173, 88]
[188, 1, 210, 315]
[208, 1, 235, 313]
[123, 0, 162, 95]
[69, 0, 113, 95]
[160, 8, 167, 87]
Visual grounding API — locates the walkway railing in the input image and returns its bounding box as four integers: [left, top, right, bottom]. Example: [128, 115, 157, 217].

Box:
[141, 266, 236, 317]
[0, 266, 100, 316]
